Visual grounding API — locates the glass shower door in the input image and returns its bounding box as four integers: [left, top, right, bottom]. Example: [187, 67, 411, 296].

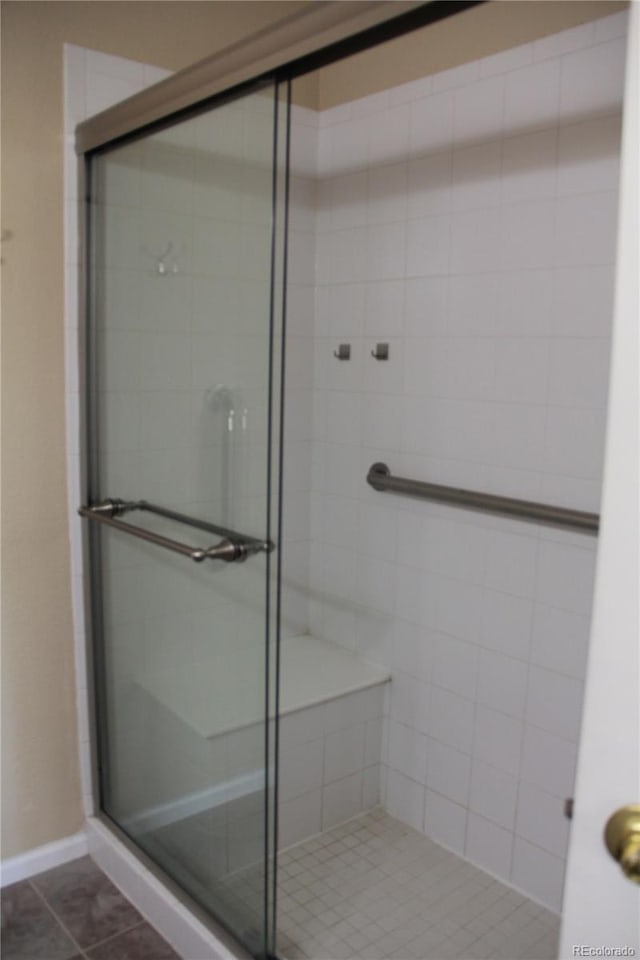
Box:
[83, 81, 286, 958]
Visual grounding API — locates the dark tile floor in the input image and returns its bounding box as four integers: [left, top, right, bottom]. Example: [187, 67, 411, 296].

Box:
[1, 856, 181, 960]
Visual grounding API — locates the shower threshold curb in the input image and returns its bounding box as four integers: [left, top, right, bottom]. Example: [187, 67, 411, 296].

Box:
[86, 816, 250, 960]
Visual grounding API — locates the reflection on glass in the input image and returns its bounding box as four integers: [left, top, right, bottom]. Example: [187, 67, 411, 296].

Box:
[89, 83, 283, 957]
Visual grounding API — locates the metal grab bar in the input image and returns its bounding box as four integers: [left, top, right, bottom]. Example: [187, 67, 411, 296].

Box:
[366, 463, 599, 535]
[78, 499, 273, 562]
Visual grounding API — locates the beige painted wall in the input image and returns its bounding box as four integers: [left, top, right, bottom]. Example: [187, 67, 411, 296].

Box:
[0, 0, 307, 862]
[0, 0, 627, 863]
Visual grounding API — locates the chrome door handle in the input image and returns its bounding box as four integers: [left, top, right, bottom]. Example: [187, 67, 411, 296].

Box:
[79, 499, 273, 563]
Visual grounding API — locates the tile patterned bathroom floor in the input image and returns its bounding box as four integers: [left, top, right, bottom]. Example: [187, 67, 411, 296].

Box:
[0, 856, 180, 960]
[277, 809, 560, 960]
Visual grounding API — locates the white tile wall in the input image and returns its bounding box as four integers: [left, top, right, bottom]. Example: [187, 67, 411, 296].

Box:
[298, 10, 627, 913]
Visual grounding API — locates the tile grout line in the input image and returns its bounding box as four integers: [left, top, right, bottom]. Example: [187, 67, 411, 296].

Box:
[29, 863, 154, 958]
[79, 918, 149, 956]
[28, 879, 89, 959]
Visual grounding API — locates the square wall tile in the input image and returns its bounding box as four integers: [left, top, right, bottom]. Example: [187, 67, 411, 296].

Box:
[404, 276, 449, 336]
[433, 576, 484, 645]
[535, 540, 597, 615]
[407, 150, 452, 217]
[453, 74, 505, 144]
[386, 770, 425, 832]
[450, 208, 502, 274]
[476, 649, 528, 719]
[279, 739, 324, 802]
[426, 739, 471, 806]
[520, 725, 578, 799]
[367, 222, 406, 280]
[547, 338, 611, 409]
[429, 686, 475, 755]
[525, 666, 584, 743]
[424, 790, 466, 855]
[544, 406, 607, 482]
[409, 91, 454, 156]
[322, 772, 364, 829]
[492, 338, 549, 405]
[501, 200, 555, 271]
[406, 215, 450, 277]
[480, 591, 533, 661]
[328, 171, 367, 230]
[324, 723, 365, 783]
[279, 791, 322, 849]
[452, 140, 501, 211]
[515, 781, 570, 858]
[473, 706, 523, 777]
[432, 634, 478, 701]
[512, 838, 565, 913]
[368, 104, 410, 167]
[504, 59, 561, 132]
[388, 721, 428, 784]
[559, 39, 626, 117]
[469, 759, 518, 830]
[465, 813, 513, 882]
[555, 192, 619, 268]
[557, 115, 622, 197]
[501, 128, 557, 203]
[530, 605, 590, 679]
[484, 530, 538, 599]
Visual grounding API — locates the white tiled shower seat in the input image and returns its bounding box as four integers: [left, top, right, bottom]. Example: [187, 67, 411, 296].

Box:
[129, 634, 389, 864]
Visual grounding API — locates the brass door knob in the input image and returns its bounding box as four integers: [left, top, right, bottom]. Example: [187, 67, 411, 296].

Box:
[604, 805, 640, 883]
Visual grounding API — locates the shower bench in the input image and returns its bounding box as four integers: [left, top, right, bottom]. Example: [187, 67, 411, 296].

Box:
[133, 635, 390, 856]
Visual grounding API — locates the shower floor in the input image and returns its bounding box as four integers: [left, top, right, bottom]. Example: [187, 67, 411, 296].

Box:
[277, 809, 559, 960]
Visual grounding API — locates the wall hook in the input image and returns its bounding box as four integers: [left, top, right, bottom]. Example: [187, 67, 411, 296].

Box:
[371, 343, 389, 360]
[155, 241, 179, 277]
[333, 344, 351, 360]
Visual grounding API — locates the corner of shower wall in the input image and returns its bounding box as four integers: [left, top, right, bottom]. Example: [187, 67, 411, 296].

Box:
[280, 103, 319, 641]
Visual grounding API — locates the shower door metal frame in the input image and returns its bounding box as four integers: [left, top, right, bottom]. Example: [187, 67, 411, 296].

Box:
[80, 73, 290, 960]
[74, 1, 483, 155]
[75, 2, 487, 957]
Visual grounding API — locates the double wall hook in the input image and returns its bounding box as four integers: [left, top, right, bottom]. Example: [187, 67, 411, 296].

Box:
[333, 344, 351, 360]
[155, 241, 179, 276]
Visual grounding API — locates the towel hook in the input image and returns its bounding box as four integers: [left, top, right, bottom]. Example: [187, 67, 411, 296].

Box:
[333, 344, 351, 360]
[371, 342, 389, 360]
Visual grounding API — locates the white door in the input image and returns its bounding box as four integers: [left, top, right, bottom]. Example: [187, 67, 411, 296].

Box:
[559, 5, 639, 955]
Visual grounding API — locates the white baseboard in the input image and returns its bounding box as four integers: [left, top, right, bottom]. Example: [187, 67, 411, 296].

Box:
[87, 818, 247, 960]
[0, 830, 88, 887]
[122, 769, 263, 835]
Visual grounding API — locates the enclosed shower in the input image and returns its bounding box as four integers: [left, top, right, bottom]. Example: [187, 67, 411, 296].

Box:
[73, 3, 629, 959]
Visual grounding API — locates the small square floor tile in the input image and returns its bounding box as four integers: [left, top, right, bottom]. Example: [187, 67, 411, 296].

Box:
[277, 808, 560, 960]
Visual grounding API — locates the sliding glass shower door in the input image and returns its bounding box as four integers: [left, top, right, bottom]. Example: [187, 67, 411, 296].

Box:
[83, 80, 287, 958]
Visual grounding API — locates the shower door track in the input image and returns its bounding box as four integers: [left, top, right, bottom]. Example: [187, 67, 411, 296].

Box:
[75, 1, 484, 154]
